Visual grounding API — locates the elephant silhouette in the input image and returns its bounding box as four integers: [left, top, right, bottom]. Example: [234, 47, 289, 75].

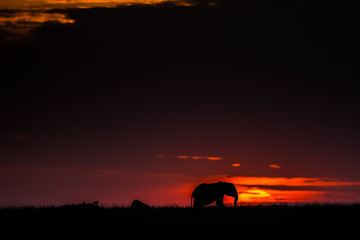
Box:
[191, 181, 238, 208]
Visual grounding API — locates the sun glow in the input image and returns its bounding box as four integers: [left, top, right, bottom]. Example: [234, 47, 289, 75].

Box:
[240, 189, 271, 202]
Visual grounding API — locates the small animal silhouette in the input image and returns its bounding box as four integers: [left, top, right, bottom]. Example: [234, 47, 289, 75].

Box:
[191, 181, 238, 208]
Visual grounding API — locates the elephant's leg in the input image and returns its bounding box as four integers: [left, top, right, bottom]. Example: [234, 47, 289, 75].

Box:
[193, 199, 202, 208]
[194, 202, 201, 208]
[216, 197, 224, 208]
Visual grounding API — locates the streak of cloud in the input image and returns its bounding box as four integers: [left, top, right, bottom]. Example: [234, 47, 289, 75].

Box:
[157, 154, 224, 161]
[0, 11, 74, 40]
[269, 164, 281, 169]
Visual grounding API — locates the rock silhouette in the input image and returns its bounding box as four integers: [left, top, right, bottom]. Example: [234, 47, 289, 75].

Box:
[130, 200, 154, 210]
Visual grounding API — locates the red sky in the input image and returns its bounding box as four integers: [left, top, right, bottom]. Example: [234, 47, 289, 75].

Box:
[2, 166, 360, 206]
[1, 1, 359, 206]
[2, 79, 360, 206]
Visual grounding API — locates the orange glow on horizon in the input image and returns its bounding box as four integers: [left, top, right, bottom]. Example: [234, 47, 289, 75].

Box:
[225, 176, 360, 187]
[210, 175, 360, 204]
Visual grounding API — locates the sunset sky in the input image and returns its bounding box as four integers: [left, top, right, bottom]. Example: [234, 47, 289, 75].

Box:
[1, 1, 359, 206]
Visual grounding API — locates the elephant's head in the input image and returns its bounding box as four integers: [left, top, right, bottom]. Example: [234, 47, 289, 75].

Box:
[220, 182, 238, 207]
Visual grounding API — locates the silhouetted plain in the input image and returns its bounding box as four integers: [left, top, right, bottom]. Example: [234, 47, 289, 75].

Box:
[1, 204, 359, 238]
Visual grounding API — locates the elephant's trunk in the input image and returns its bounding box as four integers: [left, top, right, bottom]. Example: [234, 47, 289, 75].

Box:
[234, 194, 238, 207]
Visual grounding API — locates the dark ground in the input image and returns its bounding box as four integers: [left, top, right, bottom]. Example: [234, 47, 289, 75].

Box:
[1, 204, 359, 238]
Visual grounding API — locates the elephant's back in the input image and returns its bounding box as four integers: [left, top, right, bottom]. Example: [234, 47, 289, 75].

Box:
[192, 183, 211, 196]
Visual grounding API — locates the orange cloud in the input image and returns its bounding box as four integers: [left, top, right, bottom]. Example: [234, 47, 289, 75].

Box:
[0, 11, 74, 25]
[45, 0, 170, 4]
[269, 164, 281, 169]
[231, 163, 241, 167]
[21, 0, 192, 10]
[177, 155, 223, 160]
[157, 154, 223, 161]
[0, 11, 74, 40]
[205, 157, 223, 161]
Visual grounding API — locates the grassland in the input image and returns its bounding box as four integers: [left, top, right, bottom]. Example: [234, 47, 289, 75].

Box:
[1, 203, 359, 238]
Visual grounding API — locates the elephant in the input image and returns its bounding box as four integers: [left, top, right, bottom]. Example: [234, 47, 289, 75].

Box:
[191, 181, 238, 208]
